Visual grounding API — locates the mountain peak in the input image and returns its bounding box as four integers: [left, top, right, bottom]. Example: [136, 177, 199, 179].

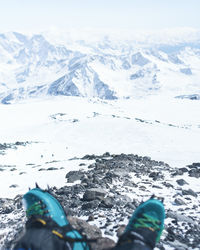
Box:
[0, 30, 200, 103]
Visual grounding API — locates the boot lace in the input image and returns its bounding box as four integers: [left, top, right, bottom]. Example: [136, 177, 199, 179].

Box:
[26, 201, 48, 217]
[133, 213, 161, 232]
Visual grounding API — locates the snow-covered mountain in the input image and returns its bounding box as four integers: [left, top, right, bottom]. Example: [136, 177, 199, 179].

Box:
[0, 30, 200, 103]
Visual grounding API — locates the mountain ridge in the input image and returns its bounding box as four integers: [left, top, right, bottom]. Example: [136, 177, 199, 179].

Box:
[0, 31, 200, 103]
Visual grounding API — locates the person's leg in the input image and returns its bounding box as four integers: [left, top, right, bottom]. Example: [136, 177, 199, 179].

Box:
[14, 226, 72, 250]
[13, 187, 90, 250]
[113, 198, 165, 250]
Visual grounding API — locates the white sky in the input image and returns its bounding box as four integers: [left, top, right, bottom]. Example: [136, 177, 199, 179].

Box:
[0, 0, 200, 33]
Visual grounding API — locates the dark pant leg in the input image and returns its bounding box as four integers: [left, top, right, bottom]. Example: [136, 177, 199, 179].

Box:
[13, 227, 71, 250]
[112, 231, 153, 250]
[113, 241, 152, 250]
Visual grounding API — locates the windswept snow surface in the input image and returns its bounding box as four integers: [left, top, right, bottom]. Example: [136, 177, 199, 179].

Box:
[0, 96, 200, 198]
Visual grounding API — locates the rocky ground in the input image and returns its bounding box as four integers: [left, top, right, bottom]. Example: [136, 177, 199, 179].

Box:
[0, 142, 31, 156]
[0, 153, 200, 250]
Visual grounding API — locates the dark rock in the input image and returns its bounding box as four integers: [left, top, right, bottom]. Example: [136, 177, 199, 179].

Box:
[179, 167, 188, 173]
[149, 171, 163, 180]
[116, 225, 126, 237]
[47, 167, 58, 171]
[167, 211, 195, 224]
[162, 182, 174, 188]
[65, 171, 85, 183]
[182, 189, 198, 198]
[188, 169, 200, 178]
[9, 184, 18, 188]
[152, 185, 163, 189]
[176, 179, 188, 186]
[71, 184, 86, 193]
[0, 204, 14, 214]
[102, 152, 111, 157]
[99, 197, 114, 208]
[125, 202, 136, 210]
[19, 172, 26, 175]
[15, 141, 26, 146]
[171, 169, 185, 176]
[70, 199, 82, 208]
[190, 162, 200, 168]
[10, 168, 17, 171]
[90, 237, 116, 250]
[166, 226, 176, 242]
[110, 169, 128, 178]
[104, 230, 114, 236]
[67, 216, 101, 238]
[63, 207, 75, 216]
[87, 215, 95, 222]
[115, 195, 132, 207]
[67, 216, 116, 250]
[82, 200, 100, 210]
[83, 188, 107, 201]
[82, 154, 98, 160]
[13, 195, 23, 209]
[139, 185, 146, 191]
[123, 180, 137, 187]
[88, 163, 97, 169]
[174, 198, 186, 206]
[187, 163, 200, 177]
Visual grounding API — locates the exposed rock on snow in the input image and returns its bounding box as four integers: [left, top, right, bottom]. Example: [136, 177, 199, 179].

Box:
[176, 179, 188, 186]
[66, 170, 85, 183]
[175, 94, 200, 100]
[83, 188, 107, 201]
[0, 153, 200, 249]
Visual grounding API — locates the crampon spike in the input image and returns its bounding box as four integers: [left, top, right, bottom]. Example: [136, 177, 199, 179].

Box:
[160, 197, 164, 203]
[139, 198, 144, 205]
[150, 194, 155, 199]
[35, 182, 40, 189]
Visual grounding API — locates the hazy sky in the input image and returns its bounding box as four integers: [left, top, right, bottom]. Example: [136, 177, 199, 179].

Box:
[0, 0, 200, 32]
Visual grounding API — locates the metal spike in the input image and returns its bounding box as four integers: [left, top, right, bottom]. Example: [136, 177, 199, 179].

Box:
[139, 199, 144, 205]
[161, 197, 164, 203]
[29, 187, 31, 190]
[150, 194, 155, 199]
[35, 182, 40, 189]
[47, 184, 50, 191]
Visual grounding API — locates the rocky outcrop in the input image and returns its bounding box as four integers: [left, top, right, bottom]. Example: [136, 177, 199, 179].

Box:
[0, 142, 31, 155]
[1, 153, 200, 249]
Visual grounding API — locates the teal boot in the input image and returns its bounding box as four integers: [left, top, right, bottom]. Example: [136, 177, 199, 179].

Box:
[23, 187, 90, 250]
[117, 197, 165, 249]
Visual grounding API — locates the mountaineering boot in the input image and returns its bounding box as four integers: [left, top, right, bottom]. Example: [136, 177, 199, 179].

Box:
[115, 198, 165, 250]
[20, 187, 90, 250]
[23, 187, 69, 226]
